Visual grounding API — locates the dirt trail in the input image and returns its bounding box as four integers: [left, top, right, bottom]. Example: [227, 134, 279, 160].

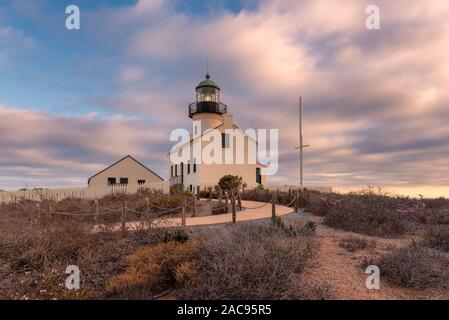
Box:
[292, 212, 449, 300]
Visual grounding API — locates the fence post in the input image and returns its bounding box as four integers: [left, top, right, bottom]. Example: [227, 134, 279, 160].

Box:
[48, 202, 53, 220]
[94, 200, 99, 225]
[225, 193, 229, 213]
[297, 188, 301, 212]
[231, 191, 237, 224]
[146, 197, 150, 214]
[121, 200, 127, 234]
[295, 190, 299, 213]
[272, 191, 277, 218]
[181, 197, 186, 227]
[238, 191, 242, 211]
[192, 196, 197, 217]
[36, 203, 42, 225]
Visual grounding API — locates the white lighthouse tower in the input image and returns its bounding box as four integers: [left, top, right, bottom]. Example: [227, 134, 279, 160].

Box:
[189, 73, 227, 132]
[169, 73, 266, 193]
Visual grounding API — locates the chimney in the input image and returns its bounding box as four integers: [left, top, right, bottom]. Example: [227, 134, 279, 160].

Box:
[223, 114, 234, 127]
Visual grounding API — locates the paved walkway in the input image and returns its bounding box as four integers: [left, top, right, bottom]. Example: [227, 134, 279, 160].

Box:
[96, 200, 295, 232]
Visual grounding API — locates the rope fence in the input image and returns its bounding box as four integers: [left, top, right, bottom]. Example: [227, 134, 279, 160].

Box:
[29, 189, 302, 231]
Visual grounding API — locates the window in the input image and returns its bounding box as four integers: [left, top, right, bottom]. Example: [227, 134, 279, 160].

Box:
[256, 168, 262, 184]
[138, 180, 146, 185]
[175, 164, 178, 177]
[222, 133, 230, 148]
[189, 185, 193, 192]
[187, 161, 190, 174]
[193, 158, 197, 173]
[181, 162, 184, 175]
[120, 178, 128, 185]
[170, 165, 173, 178]
[107, 177, 116, 185]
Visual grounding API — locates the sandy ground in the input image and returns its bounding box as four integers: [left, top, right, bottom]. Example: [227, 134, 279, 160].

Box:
[288, 211, 449, 300]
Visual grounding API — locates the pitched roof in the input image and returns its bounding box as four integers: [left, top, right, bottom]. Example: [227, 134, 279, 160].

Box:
[88, 155, 164, 184]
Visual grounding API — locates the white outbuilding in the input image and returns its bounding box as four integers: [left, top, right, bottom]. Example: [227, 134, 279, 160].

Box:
[88, 155, 163, 188]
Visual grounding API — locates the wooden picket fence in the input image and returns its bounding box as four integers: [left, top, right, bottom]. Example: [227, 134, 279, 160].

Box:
[0, 182, 169, 204]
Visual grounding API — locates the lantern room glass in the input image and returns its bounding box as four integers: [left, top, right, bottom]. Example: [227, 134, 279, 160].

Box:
[196, 86, 220, 103]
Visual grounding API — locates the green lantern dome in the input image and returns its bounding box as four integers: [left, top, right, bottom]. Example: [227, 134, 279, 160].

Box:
[196, 73, 220, 90]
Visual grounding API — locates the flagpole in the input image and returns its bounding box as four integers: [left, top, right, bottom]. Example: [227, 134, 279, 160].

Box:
[299, 97, 303, 188]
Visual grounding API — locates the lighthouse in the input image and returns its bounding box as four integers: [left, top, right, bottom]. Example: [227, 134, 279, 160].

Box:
[188, 73, 227, 132]
[169, 73, 266, 194]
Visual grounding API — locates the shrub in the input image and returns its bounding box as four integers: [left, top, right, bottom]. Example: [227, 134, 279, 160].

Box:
[178, 223, 324, 299]
[106, 242, 198, 299]
[363, 243, 449, 290]
[304, 194, 332, 216]
[428, 209, 449, 225]
[338, 237, 374, 252]
[323, 195, 407, 237]
[163, 229, 190, 243]
[211, 202, 228, 215]
[422, 225, 449, 252]
[305, 221, 317, 233]
[271, 216, 315, 237]
[271, 216, 283, 228]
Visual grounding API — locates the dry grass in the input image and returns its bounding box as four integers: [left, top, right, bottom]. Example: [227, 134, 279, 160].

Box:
[338, 237, 375, 252]
[0, 196, 328, 300]
[0, 196, 185, 299]
[300, 189, 449, 238]
[422, 225, 449, 252]
[363, 243, 449, 290]
[106, 242, 199, 299]
[178, 222, 328, 300]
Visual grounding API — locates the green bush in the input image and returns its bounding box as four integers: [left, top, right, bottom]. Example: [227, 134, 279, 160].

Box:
[305, 221, 317, 233]
[163, 229, 190, 244]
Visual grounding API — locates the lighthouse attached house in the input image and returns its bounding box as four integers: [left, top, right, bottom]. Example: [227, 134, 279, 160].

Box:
[169, 73, 267, 194]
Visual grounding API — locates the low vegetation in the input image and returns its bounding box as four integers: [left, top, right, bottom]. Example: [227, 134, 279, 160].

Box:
[299, 187, 449, 238]
[0, 195, 328, 300]
[3, 185, 449, 299]
[338, 237, 375, 252]
[363, 243, 449, 290]
[422, 225, 449, 252]
[178, 222, 328, 300]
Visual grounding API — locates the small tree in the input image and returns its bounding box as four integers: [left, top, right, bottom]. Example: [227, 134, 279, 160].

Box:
[218, 175, 243, 224]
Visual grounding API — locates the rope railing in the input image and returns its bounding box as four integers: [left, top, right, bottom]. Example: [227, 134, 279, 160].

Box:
[285, 195, 298, 208]
[243, 200, 273, 210]
[52, 207, 94, 215]
[31, 191, 300, 231]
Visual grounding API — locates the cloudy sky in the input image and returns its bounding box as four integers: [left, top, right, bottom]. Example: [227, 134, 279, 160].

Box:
[0, 0, 448, 197]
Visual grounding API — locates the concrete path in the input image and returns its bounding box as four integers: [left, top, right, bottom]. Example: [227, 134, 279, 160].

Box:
[97, 200, 295, 232]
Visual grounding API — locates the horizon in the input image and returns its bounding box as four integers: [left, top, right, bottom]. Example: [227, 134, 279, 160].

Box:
[1, 0, 449, 198]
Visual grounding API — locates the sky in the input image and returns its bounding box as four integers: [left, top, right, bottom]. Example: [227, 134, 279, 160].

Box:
[0, 0, 449, 197]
